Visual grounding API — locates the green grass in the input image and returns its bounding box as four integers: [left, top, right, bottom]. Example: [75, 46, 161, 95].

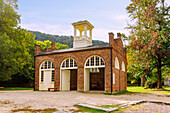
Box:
[76, 105, 106, 113]
[99, 105, 117, 108]
[113, 91, 132, 95]
[0, 87, 33, 90]
[76, 105, 124, 113]
[127, 86, 170, 95]
[163, 86, 170, 90]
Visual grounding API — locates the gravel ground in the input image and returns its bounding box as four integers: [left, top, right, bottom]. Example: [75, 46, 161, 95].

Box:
[0, 90, 169, 113]
[122, 102, 170, 113]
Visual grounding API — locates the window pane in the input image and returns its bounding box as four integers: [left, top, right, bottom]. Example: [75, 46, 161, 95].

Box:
[74, 60, 77, 67]
[41, 71, 44, 82]
[52, 63, 54, 68]
[96, 57, 99, 66]
[41, 63, 44, 69]
[86, 60, 89, 66]
[70, 59, 73, 67]
[45, 61, 47, 69]
[101, 59, 104, 65]
[48, 61, 51, 69]
[91, 57, 94, 66]
[62, 61, 65, 68]
[66, 59, 69, 67]
[51, 70, 55, 82]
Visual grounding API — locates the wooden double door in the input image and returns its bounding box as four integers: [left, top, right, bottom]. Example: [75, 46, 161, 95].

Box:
[90, 68, 104, 91]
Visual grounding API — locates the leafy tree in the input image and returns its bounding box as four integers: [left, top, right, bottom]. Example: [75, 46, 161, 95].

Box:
[55, 42, 69, 49]
[126, 0, 169, 88]
[0, 0, 35, 81]
[35, 40, 69, 50]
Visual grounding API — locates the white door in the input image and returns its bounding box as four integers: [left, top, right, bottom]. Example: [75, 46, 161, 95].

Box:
[84, 68, 90, 91]
[61, 70, 70, 91]
[39, 70, 54, 90]
[44, 70, 52, 90]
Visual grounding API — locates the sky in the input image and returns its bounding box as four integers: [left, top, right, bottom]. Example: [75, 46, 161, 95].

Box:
[18, 0, 131, 42]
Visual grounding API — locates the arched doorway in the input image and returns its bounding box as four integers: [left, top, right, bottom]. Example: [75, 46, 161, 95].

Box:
[84, 56, 105, 91]
[39, 61, 55, 90]
[60, 58, 78, 91]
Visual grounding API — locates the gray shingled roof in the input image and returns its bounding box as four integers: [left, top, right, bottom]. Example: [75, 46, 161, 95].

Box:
[36, 44, 111, 56]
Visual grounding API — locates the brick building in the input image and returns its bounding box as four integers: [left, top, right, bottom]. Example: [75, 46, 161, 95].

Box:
[34, 20, 127, 93]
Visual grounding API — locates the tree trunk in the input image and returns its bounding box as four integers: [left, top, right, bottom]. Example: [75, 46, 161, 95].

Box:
[157, 57, 162, 88]
[141, 76, 146, 87]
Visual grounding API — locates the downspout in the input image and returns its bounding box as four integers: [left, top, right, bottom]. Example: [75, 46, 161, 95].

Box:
[34, 56, 35, 91]
[111, 48, 113, 94]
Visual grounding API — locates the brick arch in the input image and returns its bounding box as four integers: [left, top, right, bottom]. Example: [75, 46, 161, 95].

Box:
[38, 58, 55, 70]
[83, 54, 106, 66]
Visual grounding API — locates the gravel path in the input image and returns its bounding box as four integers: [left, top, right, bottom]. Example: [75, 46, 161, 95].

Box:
[122, 102, 170, 113]
[0, 90, 169, 113]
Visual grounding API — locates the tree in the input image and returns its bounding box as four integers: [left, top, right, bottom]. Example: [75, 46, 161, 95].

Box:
[126, 0, 169, 88]
[55, 42, 69, 49]
[0, 0, 35, 81]
[34, 40, 69, 50]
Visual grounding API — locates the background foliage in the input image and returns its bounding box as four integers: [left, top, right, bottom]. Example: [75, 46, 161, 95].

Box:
[125, 0, 170, 88]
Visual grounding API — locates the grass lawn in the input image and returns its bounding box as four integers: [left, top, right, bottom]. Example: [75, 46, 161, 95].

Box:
[76, 105, 126, 113]
[163, 86, 170, 90]
[0, 87, 33, 90]
[127, 86, 170, 95]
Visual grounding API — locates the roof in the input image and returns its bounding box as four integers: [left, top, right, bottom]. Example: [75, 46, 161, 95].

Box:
[36, 44, 111, 56]
[72, 20, 94, 29]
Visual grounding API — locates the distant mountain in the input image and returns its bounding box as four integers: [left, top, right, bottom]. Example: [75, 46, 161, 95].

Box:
[29, 30, 108, 48]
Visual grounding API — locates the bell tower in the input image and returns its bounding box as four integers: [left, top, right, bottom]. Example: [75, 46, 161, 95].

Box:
[72, 20, 94, 48]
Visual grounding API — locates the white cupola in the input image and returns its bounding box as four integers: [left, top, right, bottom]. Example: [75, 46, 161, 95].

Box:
[72, 20, 94, 48]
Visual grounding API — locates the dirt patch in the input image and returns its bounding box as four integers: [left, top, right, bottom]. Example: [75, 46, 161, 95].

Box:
[12, 108, 58, 112]
[0, 100, 13, 104]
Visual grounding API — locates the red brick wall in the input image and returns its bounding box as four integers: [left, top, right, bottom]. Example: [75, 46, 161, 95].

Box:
[35, 33, 127, 93]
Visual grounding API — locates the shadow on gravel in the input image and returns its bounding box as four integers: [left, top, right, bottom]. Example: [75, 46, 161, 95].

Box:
[12, 108, 58, 112]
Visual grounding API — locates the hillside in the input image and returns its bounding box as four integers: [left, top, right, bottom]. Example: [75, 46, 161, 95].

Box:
[29, 30, 108, 48]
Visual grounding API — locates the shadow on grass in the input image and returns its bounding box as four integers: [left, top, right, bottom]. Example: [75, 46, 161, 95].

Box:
[0, 87, 33, 90]
[113, 91, 138, 95]
[105, 91, 139, 96]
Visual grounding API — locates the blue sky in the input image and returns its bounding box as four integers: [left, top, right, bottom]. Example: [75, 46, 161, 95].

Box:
[18, 0, 131, 42]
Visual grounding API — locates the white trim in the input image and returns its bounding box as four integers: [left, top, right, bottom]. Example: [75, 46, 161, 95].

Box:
[61, 58, 78, 69]
[61, 67, 78, 70]
[39, 60, 55, 90]
[84, 55, 105, 91]
[60, 58, 78, 91]
[113, 73, 115, 84]
[122, 61, 125, 72]
[85, 55, 105, 68]
[115, 57, 119, 69]
[84, 66, 105, 68]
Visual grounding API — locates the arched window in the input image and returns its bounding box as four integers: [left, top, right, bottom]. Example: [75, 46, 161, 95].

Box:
[122, 61, 125, 72]
[40, 61, 55, 82]
[85, 56, 105, 68]
[61, 58, 77, 69]
[115, 57, 119, 69]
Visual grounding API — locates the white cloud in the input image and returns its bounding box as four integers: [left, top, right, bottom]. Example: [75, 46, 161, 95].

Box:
[20, 24, 73, 36]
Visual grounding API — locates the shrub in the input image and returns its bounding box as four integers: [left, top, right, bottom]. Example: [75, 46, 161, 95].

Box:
[145, 78, 157, 88]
